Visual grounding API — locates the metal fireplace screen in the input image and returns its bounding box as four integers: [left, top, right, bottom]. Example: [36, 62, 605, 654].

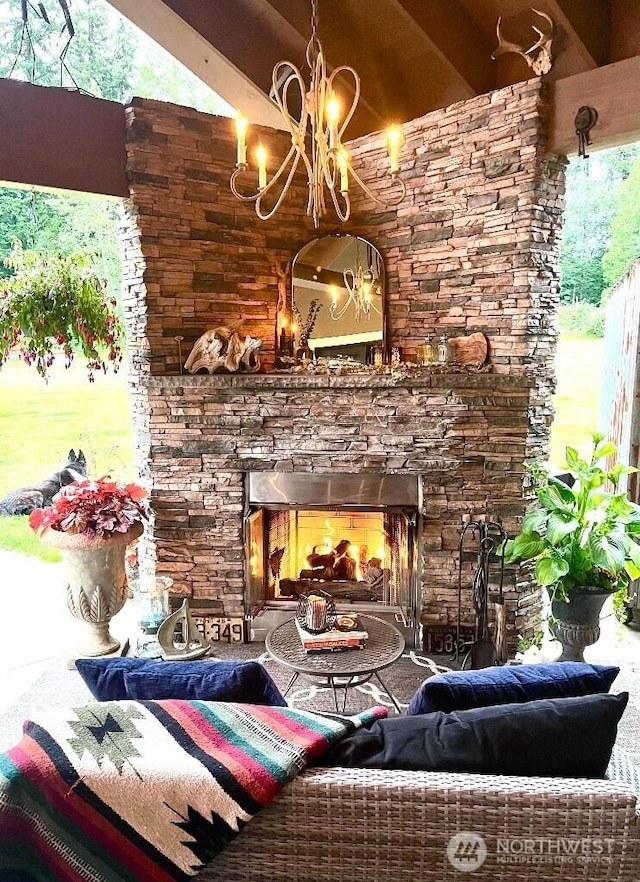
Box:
[246, 473, 420, 612]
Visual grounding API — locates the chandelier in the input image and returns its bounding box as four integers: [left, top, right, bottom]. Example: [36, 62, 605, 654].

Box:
[330, 242, 382, 322]
[230, 0, 405, 227]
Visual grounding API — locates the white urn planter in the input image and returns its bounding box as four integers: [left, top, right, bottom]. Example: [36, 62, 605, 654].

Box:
[42, 522, 144, 656]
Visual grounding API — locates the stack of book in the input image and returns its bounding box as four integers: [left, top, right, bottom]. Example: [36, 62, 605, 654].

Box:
[295, 618, 368, 653]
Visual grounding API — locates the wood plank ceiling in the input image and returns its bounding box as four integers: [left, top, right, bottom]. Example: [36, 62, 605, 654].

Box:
[108, 0, 640, 139]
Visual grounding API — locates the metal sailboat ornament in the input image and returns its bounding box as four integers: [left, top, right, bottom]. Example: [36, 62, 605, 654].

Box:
[157, 598, 211, 661]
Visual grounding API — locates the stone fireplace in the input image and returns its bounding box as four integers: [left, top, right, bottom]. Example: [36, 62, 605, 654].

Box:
[120, 79, 565, 653]
[245, 472, 420, 643]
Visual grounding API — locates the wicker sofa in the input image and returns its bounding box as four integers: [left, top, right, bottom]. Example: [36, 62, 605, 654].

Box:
[202, 762, 640, 882]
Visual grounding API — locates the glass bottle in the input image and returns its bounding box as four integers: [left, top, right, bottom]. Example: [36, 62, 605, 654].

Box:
[418, 334, 434, 366]
[438, 334, 448, 364]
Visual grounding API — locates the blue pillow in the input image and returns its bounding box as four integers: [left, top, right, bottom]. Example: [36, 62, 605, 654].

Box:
[321, 692, 629, 778]
[75, 657, 287, 707]
[406, 662, 619, 715]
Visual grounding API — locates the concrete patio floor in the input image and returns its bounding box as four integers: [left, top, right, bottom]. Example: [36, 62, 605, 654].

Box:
[1, 547, 639, 733]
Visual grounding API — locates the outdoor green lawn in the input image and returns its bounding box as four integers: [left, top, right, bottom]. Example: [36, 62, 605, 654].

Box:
[0, 356, 134, 558]
[0, 336, 603, 558]
[548, 335, 604, 468]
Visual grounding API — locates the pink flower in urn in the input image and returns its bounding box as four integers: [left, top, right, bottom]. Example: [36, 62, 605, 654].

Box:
[29, 476, 149, 538]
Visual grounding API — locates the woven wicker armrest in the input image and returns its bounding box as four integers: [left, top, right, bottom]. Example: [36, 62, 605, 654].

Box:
[202, 767, 640, 882]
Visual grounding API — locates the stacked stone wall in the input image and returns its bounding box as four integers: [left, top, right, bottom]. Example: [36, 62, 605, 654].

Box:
[120, 80, 566, 648]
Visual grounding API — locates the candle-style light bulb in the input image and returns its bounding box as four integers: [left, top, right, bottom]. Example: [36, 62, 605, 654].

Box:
[235, 115, 248, 166]
[330, 285, 339, 307]
[386, 124, 404, 175]
[256, 143, 267, 190]
[327, 93, 341, 150]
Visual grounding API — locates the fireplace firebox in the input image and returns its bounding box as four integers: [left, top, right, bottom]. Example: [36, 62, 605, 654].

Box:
[245, 473, 422, 646]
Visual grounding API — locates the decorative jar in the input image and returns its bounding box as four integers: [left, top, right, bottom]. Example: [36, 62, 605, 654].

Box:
[135, 576, 173, 658]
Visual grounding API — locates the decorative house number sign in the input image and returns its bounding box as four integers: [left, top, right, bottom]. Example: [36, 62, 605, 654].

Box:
[423, 625, 475, 656]
[193, 616, 246, 644]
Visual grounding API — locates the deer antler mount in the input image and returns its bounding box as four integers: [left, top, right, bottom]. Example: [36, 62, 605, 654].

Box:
[492, 7, 556, 76]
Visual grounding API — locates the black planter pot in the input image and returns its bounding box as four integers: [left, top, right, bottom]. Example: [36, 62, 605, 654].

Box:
[551, 589, 612, 662]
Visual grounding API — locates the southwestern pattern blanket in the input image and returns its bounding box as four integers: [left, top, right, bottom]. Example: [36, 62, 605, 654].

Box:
[0, 699, 387, 881]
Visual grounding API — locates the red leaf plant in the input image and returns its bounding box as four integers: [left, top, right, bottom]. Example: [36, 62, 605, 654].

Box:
[29, 476, 148, 538]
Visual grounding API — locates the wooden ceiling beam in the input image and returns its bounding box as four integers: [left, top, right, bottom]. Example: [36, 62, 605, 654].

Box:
[388, 0, 497, 97]
[245, 0, 388, 134]
[105, 0, 285, 128]
[0, 80, 128, 197]
[543, 0, 610, 69]
[548, 54, 640, 155]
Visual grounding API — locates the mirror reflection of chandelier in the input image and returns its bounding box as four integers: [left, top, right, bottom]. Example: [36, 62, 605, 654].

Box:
[230, 0, 405, 228]
[330, 243, 382, 322]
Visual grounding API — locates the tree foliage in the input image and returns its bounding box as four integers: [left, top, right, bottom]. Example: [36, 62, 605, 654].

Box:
[0, 0, 231, 309]
[601, 155, 640, 287]
[560, 145, 640, 306]
[0, 0, 135, 100]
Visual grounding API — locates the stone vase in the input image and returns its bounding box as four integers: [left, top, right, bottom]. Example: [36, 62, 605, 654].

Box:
[42, 522, 144, 657]
[551, 589, 612, 662]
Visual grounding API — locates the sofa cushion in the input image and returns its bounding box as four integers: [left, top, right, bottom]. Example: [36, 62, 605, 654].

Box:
[75, 657, 287, 706]
[320, 692, 628, 778]
[406, 662, 620, 715]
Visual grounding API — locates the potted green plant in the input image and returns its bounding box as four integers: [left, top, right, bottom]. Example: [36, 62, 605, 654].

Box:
[0, 242, 122, 380]
[504, 432, 640, 661]
[30, 476, 148, 657]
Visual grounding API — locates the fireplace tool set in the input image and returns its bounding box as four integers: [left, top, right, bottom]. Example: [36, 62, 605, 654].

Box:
[455, 520, 508, 669]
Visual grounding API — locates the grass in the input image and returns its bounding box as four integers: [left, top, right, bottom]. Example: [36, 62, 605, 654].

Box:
[0, 356, 133, 560]
[548, 335, 604, 468]
[0, 515, 62, 561]
[0, 335, 604, 560]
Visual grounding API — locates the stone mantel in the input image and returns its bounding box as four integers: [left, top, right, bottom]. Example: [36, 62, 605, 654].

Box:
[143, 370, 531, 393]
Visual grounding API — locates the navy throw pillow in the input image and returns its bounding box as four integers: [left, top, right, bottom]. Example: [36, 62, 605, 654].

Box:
[406, 662, 619, 715]
[75, 657, 287, 706]
[320, 692, 628, 778]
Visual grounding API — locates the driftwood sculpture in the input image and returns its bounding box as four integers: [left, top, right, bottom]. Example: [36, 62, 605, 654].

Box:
[184, 327, 262, 374]
[448, 332, 489, 368]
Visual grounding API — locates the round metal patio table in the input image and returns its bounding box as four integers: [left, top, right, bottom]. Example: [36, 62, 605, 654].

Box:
[266, 614, 405, 713]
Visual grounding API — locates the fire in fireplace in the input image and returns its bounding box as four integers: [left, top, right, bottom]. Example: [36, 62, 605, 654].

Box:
[263, 507, 410, 604]
[245, 473, 421, 643]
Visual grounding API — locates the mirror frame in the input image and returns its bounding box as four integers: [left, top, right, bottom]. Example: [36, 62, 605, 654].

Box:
[280, 233, 386, 365]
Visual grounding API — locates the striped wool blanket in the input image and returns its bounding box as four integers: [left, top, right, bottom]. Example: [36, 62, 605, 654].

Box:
[0, 699, 387, 882]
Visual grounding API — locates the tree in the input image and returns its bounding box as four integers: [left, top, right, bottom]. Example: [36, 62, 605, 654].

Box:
[131, 38, 232, 115]
[560, 144, 640, 304]
[0, 0, 231, 312]
[0, 189, 67, 277]
[601, 155, 640, 287]
[0, 0, 135, 100]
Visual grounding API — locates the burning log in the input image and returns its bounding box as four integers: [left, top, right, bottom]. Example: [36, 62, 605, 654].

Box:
[279, 579, 384, 602]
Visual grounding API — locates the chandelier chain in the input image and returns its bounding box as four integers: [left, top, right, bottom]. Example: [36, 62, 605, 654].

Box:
[230, 0, 406, 226]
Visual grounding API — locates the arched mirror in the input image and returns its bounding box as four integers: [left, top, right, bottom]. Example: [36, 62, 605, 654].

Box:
[290, 234, 385, 363]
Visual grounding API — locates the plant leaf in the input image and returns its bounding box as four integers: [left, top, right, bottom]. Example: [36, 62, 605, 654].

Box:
[626, 538, 640, 570]
[564, 446, 579, 469]
[624, 560, 640, 580]
[547, 475, 576, 504]
[588, 532, 626, 574]
[522, 508, 547, 534]
[536, 485, 575, 515]
[593, 440, 617, 462]
[546, 511, 580, 545]
[535, 555, 570, 586]
[504, 532, 546, 563]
